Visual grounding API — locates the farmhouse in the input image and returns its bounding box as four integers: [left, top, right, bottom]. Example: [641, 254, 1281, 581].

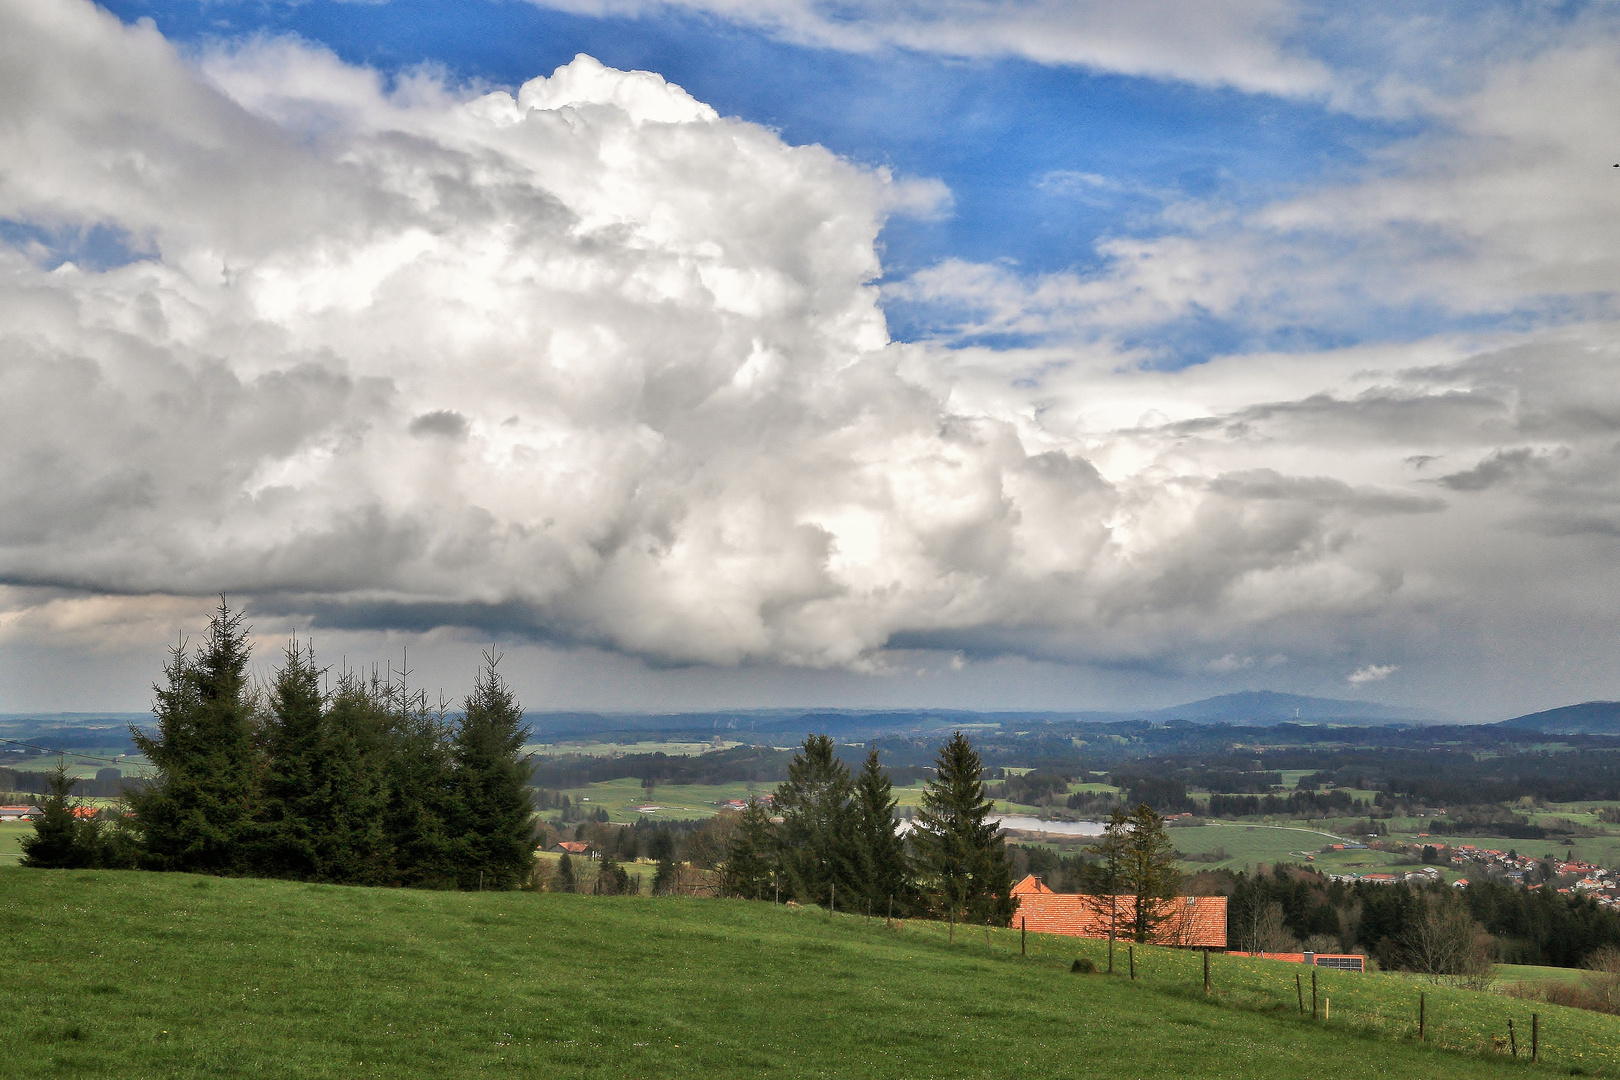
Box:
[1010, 875, 1227, 948]
[0, 805, 41, 820]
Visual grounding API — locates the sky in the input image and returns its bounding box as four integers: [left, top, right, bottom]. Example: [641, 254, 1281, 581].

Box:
[4, 1, 1620, 720]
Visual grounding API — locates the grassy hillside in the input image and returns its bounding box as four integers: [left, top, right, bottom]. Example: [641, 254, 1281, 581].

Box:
[2, 869, 1614, 1079]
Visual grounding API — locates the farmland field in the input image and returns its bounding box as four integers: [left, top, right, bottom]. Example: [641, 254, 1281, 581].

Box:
[524, 740, 743, 758]
[1, 866, 1608, 1079]
[0, 820, 28, 862]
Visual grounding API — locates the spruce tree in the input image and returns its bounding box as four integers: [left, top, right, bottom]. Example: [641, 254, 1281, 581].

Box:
[254, 641, 325, 879]
[910, 731, 1015, 926]
[313, 674, 391, 884]
[20, 763, 97, 869]
[649, 829, 677, 895]
[256, 647, 393, 884]
[381, 681, 457, 888]
[553, 851, 576, 892]
[129, 599, 260, 874]
[723, 798, 779, 899]
[449, 651, 536, 890]
[852, 748, 910, 912]
[1081, 805, 1131, 970]
[1119, 802, 1180, 942]
[773, 734, 856, 906]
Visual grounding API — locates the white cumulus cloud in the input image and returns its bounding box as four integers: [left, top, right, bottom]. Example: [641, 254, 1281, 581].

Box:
[9, 2, 1620, 721]
[1348, 663, 1398, 684]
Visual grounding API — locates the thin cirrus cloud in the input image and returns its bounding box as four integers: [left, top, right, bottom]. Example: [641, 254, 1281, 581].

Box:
[4, 0, 1620, 718]
[527, 0, 1330, 97]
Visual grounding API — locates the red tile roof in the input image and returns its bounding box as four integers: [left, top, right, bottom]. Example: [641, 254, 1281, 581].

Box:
[1012, 874, 1055, 895]
[1014, 890, 1227, 948]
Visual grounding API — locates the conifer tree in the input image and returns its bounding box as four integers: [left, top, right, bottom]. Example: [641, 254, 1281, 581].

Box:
[381, 682, 457, 888]
[449, 651, 536, 890]
[594, 851, 631, 895]
[852, 748, 910, 911]
[129, 598, 260, 874]
[20, 763, 97, 869]
[553, 851, 576, 892]
[774, 734, 856, 906]
[1119, 802, 1181, 943]
[723, 798, 779, 899]
[1081, 805, 1131, 970]
[255, 646, 392, 884]
[313, 674, 391, 883]
[254, 641, 325, 879]
[649, 829, 678, 895]
[910, 732, 1015, 926]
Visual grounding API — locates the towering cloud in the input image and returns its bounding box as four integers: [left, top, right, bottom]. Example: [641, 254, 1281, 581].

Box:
[4, 1, 1620, 717]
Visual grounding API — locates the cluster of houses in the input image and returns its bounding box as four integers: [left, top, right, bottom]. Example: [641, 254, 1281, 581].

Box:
[1322, 865, 1445, 887]
[1444, 846, 1620, 907]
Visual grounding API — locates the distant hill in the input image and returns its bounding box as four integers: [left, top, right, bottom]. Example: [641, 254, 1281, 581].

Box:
[1498, 701, 1620, 734]
[523, 691, 1438, 743]
[0, 713, 147, 754]
[1136, 690, 1442, 726]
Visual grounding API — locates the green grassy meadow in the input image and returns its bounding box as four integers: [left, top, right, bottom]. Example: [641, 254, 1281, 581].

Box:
[2, 867, 1615, 1079]
[0, 819, 29, 862]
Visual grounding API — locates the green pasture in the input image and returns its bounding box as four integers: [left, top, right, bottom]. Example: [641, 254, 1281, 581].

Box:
[1494, 964, 1595, 988]
[551, 778, 1100, 825]
[0, 819, 29, 862]
[525, 740, 742, 758]
[0, 867, 1600, 1080]
[1161, 823, 1348, 871]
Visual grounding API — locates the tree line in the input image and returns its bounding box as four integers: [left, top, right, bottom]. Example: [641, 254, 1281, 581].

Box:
[720, 731, 1018, 925]
[22, 601, 535, 889]
[1227, 863, 1620, 974]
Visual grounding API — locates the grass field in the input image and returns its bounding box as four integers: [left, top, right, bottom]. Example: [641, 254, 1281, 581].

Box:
[549, 779, 1078, 825]
[1164, 823, 1355, 872]
[0, 819, 28, 862]
[2, 867, 1610, 1079]
[525, 740, 743, 758]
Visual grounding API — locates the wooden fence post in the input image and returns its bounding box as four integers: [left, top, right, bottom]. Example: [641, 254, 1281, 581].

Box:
[1311, 968, 1318, 1019]
[887, 895, 893, 929]
[1419, 992, 1425, 1042]
[830, 883, 835, 916]
[949, 907, 955, 944]
[1532, 1013, 1539, 1063]
[1296, 973, 1304, 1015]
[1021, 917, 1026, 956]
[1202, 949, 1210, 994]
[1129, 945, 1136, 980]
[1509, 1018, 1517, 1057]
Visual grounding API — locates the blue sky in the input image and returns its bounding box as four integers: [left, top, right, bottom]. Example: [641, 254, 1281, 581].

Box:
[102, 0, 1411, 356]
